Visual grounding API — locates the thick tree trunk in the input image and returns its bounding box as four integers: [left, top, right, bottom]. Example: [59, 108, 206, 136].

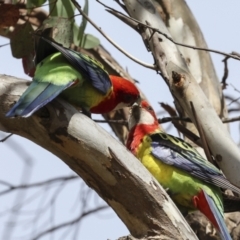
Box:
[154, 0, 228, 143]
[122, 1, 240, 239]
[124, 0, 240, 189]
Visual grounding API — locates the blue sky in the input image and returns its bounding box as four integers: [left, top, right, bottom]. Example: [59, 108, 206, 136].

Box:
[0, 1, 240, 239]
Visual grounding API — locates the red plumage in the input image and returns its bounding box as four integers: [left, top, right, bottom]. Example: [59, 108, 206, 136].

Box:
[90, 75, 140, 113]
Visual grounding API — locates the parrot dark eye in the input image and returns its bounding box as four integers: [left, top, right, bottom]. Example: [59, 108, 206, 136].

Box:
[123, 94, 134, 103]
[146, 106, 153, 111]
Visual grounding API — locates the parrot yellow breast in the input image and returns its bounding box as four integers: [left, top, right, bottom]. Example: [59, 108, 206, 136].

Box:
[136, 134, 223, 213]
[61, 82, 112, 110]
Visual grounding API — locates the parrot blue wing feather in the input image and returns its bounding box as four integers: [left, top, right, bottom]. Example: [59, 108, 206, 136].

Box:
[150, 133, 240, 195]
[201, 190, 232, 240]
[6, 81, 73, 117]
[41, 38, 112, 95]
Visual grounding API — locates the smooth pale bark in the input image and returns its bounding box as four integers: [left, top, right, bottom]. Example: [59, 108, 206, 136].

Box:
[155, 0, 223, 108]
[153, 0, 228, 145]
[124, 0, 240, 187]
[0, 75, 197, 240]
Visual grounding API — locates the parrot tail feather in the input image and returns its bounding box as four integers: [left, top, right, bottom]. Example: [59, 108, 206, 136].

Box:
[6, 81, 73, 117]
[193, 190, 231, 240]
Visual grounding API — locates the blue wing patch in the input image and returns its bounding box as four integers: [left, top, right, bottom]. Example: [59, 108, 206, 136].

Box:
[6, 81, 73, 117]
[41, 37, 112, 95]
[150, 133, 240, 194]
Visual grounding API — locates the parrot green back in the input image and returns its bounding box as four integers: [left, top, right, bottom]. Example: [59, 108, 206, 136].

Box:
[34, 52, 111, 109]
[34, 52, 83, 85]
[136, 131, 224, 215]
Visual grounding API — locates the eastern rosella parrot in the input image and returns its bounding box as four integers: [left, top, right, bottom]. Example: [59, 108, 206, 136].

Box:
[6, 38, 140, 118]
[127, 100, 239, 240]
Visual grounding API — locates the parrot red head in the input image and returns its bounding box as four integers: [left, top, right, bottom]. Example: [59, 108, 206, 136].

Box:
[110, 75, 140, 110]
[90, 75, 140, 113]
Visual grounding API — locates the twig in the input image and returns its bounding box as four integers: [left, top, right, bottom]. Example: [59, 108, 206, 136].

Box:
[227, 96, 240, 106]
[221, 56, 229, 89]
[0, 43, 9, 48]
[228, 108, 240, 113]
[95, 115, 240, 124]
[159, 102, 177, 117]
[113, 0, 128, 13]
[94, 117, 189, 125]
[171, 121, 202, 148]
[0, 180, 13, 187]
[98, 1, 240, 62]
[106, 9, 138, 32]
[230, 83, 240, 94]
[0, 176, 78, 196]
[94, 119, 127, 124]
[31, 178, 71, 238]
[159, 116, 191, 124]
[225, 96, 240, 111]
[0, 133, 13, 142]
[190, 102, 214, 165]
[222, 116, 240, 123]
[70, 0, 156, 70]
[32, 205, 108, 240]
[158, 102, 181, 137]
[221, 52, 240, 89]
[226, 89, 240, 106]
[2, 158, 33, 239]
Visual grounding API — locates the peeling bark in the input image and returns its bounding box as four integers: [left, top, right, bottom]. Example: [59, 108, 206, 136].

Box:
[153, 0, 228, 144]
[123, 0, 240, 187]
[0, 74, 197, 240]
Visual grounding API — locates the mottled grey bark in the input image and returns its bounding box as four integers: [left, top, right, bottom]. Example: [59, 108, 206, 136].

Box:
[0, 75, 197, 240]
[124, 0, 240, 188]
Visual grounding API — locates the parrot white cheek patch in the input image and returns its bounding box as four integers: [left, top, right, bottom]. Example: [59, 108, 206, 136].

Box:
[128, 109, 156, 130]
[139, 109, 155, 125]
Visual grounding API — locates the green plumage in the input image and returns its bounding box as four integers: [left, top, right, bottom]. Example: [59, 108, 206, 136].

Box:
[34, 52, 82, 85]
[127, 101, 235, 239]
[137, 131, 223, 215]
[35, 52, 110, 109]
[6, 38, 112, 117]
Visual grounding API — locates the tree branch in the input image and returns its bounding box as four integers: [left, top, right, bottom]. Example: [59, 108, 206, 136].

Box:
[102, 1, 240, 62]
[0, 176, 78, 196]
[0, 74, 197, 239]
[71, 0, 155, 70]
[32, 205, 109, 240]
[124, 0, 240, 187]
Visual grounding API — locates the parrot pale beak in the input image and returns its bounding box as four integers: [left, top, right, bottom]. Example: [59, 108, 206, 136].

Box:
[128, 102, 141, 130]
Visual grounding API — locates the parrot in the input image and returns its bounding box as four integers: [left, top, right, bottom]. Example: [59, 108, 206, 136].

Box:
[6, 37, 140, 118]
[127, 100, 240, 240]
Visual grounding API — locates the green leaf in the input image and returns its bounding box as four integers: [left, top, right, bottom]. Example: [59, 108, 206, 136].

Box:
[40, 17, 73, 47]
[78, 0, 88, 47]
[27, 0, 47, 8]
[81, 33, 100, 49]
[10, 22, 34, 58]
[49, 0, 75, 18]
